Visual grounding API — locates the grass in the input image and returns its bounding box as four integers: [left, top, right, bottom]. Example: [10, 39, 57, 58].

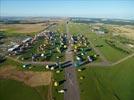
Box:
[52, 69, 64, 100]
[77, 57, 134, 100]
[0, 23, 46, 35]
[0, 58, 21, 68]
[68, 22, 128, 62]
[68, 22, 90, 34]
[0, 79, 48, 100]
[68, 22, 134, 100]
[0, 59, 52, 100]
[57, 22, 66, 33]
[0, 58, 64, 100]
[86, 32, 128, 62]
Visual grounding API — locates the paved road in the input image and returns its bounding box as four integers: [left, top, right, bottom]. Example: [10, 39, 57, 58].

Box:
[64, 21, 80, 100]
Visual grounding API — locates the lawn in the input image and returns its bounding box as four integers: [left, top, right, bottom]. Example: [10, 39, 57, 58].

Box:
[77, 57, 134, 100]
[0, 79, 48, 100]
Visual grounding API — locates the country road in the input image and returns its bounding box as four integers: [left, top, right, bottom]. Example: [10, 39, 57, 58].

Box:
[111, 53, 134, 66]
[64, 21, 80, 100]
[6, 48, 134, 68]
[6, 56, 54, 65]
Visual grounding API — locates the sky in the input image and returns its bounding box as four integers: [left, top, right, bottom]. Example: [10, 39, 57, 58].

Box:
[0, 0, 134, 19]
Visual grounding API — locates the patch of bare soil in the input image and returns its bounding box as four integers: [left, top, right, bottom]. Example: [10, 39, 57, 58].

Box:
[0, 66, 52, 87]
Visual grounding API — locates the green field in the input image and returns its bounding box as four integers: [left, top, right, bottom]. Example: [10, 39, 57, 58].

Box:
[52, 69, 64, 100]
[0, 79, 48, 100]
[87, 33, 128, 62]
[78, 57, 134, 100]
[68, 22, 134, 100]
[68, 22, 129, 62]
[68, 23, 90, 34]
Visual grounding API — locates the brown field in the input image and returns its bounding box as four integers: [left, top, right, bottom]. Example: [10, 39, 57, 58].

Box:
[106, 25, 134, 39]
[0, 23, 48, 34]
[0, 66, 52, 87]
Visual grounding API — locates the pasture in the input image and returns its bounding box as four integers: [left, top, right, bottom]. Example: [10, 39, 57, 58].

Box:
[68, 22, 132, 62]
[77, 57, 134, 100]
[0, 79, 48, 100]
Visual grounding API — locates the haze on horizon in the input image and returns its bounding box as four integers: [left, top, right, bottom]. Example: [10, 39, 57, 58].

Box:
[0, 0, 134, 20]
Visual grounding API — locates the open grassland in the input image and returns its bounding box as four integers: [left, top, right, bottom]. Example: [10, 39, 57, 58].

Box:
[68, 22, 130, 62]
[104, 25, 134, 40]
[0, 23, 48, 35]
[78, 57, 134, 100]
[57, 21, 66, 33]
[0, 79, 48, 100]
[85, 33, 128, 62]
[68, 22, 90, 34]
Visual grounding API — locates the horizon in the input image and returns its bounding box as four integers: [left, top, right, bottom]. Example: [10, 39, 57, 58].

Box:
[0, 0, 134, 20]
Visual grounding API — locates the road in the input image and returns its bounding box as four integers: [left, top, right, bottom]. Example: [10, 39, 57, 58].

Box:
[6, 56, 54, 65]
[111, 53, 134, 66]
[64, 21, 80, 100]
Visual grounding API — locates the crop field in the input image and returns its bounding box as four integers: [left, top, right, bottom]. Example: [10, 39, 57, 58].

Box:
[77, 57, 134, 100]
[104, 25, 134, 39]
[0, 23, 47, 35]
[0, 67, 52, 87]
